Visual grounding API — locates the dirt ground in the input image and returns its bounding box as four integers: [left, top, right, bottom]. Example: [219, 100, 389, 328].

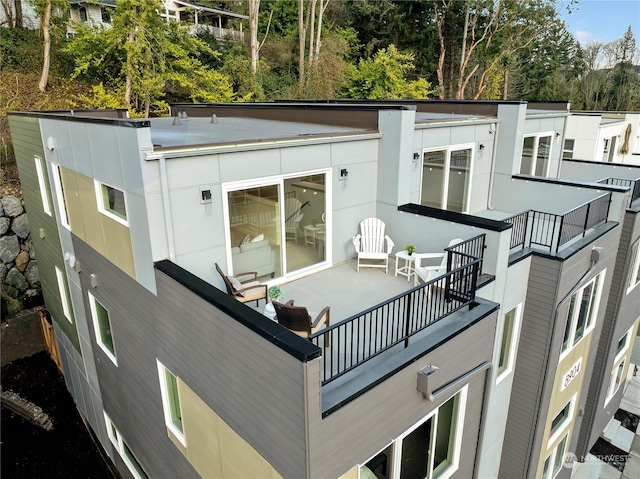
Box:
[1, 312, 116, 478]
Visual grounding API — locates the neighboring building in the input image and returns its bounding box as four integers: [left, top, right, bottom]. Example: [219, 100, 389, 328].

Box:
[7, 100, 640, 479]
[0, 1, 247, 41]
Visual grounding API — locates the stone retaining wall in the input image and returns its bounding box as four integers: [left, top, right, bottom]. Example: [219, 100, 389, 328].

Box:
[0, 195, 40, 306]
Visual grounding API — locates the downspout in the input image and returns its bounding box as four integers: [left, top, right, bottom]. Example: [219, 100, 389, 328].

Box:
[523, 246, 602, 478]
[487, 122, 497, 210]
[159, 156, 176, 261]
[473, 361, 495, 479]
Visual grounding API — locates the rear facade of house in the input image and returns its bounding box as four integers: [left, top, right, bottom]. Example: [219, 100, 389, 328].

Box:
[7, 100, 640, 479]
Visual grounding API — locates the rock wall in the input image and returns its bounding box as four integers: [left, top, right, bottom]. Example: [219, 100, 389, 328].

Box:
[1, 195, 40, 303]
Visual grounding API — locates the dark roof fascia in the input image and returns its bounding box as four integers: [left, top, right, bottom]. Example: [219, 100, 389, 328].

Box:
[7, 111, 149, 128]
[154, 260, 321, 362]
[526, 101, 570, 111]
[69, 0, 116, 6]
[512, 174, 629, 193]
[563, 158, 640, 172]
[171, 102, 416, 112]
[398, 203, 512, 232]
[173, 0, 249, 19]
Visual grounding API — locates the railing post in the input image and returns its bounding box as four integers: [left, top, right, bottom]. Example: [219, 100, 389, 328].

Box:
[469, 262, 479, 310]
[404, 292, 412, 349]
[582, 201, 591, 239]
[554, 214, 562, 253]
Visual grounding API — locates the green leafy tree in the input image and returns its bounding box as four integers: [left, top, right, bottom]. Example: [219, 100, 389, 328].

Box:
[65, 0, 234, 116]
[339, 44, 435, 99]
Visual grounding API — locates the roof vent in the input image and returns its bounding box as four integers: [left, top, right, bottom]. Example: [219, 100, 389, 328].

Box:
[172, 115, 181, 126]
[210, 113, 218, 124]
[180, 110, 188, 119]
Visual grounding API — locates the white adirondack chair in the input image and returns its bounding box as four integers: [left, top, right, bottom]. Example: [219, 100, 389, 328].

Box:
[285, 198, 304, 243]
[352, 217, 395, 273]
[413, 238, 464, 287]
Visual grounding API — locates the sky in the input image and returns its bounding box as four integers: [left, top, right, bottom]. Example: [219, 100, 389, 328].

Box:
[559, 0, 640, 46]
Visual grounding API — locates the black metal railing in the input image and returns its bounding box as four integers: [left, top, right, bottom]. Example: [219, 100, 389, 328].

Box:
[598, 177, 640, 207]
[505, 193, 611, 254]
[309, 258, 482, 386]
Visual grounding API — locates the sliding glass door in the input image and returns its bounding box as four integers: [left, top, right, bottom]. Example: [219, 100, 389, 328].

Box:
[224, 171, 327, 281]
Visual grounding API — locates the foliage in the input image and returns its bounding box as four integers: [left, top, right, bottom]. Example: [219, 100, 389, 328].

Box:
[405, 244, 416, 254]
[268, 285, 282, 300]
[339, 45, 435, 99]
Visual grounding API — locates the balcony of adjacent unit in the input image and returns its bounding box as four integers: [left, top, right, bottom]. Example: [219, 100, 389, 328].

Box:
[477, 174, 628, 260]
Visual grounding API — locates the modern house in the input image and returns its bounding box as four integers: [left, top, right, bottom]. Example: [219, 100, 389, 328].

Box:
[7, 100, 640, 479]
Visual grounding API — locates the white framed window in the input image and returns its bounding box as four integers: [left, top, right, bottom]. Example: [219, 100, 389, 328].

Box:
[548, 394, 576, 447]
[605, 326, 633, 405]
[88, 292, 117, 365]
[34, 156, 52, 216]
[104, 412, 149, 479]
[157, 360, 186, 446]
[562, 139, 575, 160]
[520, 132, 553, 176]
[51, 163, 70, 229]
[359, 386, 467, 479]
[560, 271, 605, 358]
[420, 144, 474, 213]
[542, 433, 569, 479]
[626, 241, 640, 293]
[95, 181, 128, 226]
[55, 266, 73, 322]
[496, 304, 523, 384]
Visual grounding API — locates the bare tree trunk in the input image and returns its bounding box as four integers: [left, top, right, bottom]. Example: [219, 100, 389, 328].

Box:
[14, 0, 22, 28]
[434, 2, 449, 99]
[307, 0, 317, 68]
[125, 29, 135, 106]
[314, 0, 328, 64]
[456, 0, 470, 99]
[298, 0, 306, 94]
[503, 68, 508, 100]
[38, 0, 51, 92]
[248, 0, 260, 73]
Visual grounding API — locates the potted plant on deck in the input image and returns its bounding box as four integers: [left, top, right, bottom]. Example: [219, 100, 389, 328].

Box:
[264, 285, 283, 320]
[405, 244, 416, 256]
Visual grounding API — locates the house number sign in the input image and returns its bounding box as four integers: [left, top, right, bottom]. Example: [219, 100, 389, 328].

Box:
[561, 357, 582, 391]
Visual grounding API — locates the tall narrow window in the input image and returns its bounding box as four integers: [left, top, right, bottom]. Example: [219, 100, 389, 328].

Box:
[520, 133, 553, 176]
[626, 242, 640, 293]
[51, 164, 70, 229]
[420, 145, 474, 213]
[95, 181, 128, 226]
[55, 266, 73, 322]
[88, 292, 117, 365]
[157, 361, 185, 445]
[548, 394, 576, 446]
[496, 304, 522, 382]
[561, 271, 605, 356]
[104, 412, 149, 479]
[605, 326, 633, 406]
[542, 433, 569, 479]
[34, 156, 52, 216]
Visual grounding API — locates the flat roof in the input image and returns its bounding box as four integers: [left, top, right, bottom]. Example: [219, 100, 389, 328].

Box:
[150, 116, 375, 149]
[414, 111, 493, 124]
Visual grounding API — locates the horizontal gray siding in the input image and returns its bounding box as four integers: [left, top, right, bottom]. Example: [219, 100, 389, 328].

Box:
[73, 236, 310, 479]
[500, 257, 561, 479]
[578, 211, 640, 456]
[308, 307, 499, 479]
[7, 115, 80, 351]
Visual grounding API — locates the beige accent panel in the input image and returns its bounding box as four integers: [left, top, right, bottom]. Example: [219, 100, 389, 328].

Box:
[74, 173, 106, 254]
[59, 168, 86, 239]
[168, 428, 188, 456]
[178, 378, 283, 479]
[338, 465, 360, 479]
[101, 215, 136, 277]
[60, 168, 136, 278]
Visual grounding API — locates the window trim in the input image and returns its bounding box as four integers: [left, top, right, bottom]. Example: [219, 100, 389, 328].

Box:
[542, 433, 569, 479]
[94, 180, 129, 226]
[34, 156, 52, 216]
[419, 143, 475, 214]
[604, 326, 633, 406]
[157, 360, 186, 446]
[88, 292, 117, 365]
[626, 241, 640, 294]
[104, 412, 149, 479]
[496, 303, 523, 384]
[360, 386, 467, 479]
[547, 394, 576, 447]
[614, 326, 633, 364]
[520, 131, 554, 176]
[55, 266, 73, 322]
[562, 139, 575, 160]
[559, 270, 605, 361]
[51, 163, 70, 229]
